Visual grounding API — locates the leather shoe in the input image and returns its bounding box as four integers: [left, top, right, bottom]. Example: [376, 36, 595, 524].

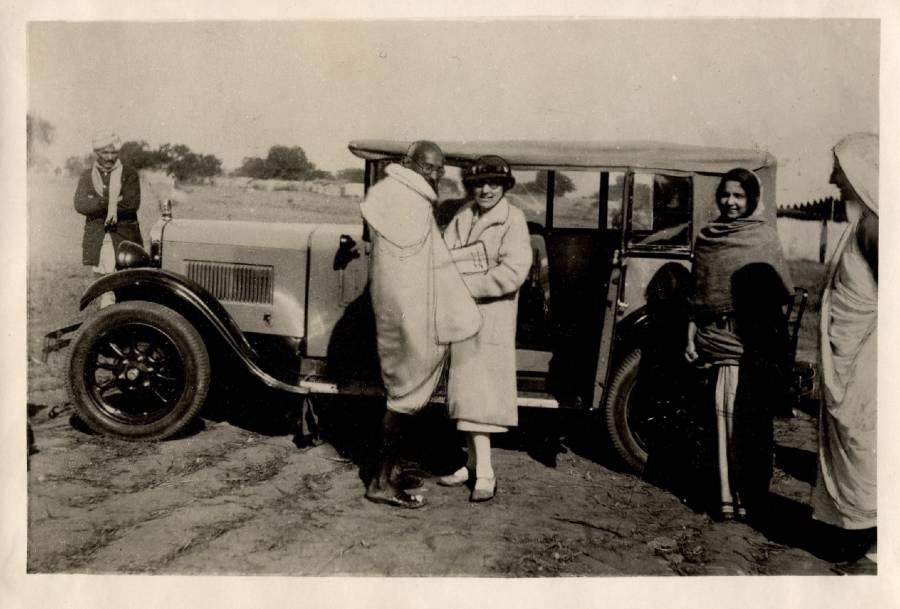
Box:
[470, 477, 496, 502]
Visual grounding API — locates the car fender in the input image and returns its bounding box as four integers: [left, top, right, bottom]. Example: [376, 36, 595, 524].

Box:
[80, 269, 308, 394]
[612, 306, 652, 357]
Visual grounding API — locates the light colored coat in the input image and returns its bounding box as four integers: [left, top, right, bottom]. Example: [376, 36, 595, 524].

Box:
[444, 198, 533, 428]
[360, 164, 480, 413]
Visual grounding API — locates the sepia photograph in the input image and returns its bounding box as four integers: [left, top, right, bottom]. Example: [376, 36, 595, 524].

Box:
[4, 2, 900, 607]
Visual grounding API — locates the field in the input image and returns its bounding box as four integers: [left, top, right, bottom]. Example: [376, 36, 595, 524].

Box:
[25, 172, 847, 576]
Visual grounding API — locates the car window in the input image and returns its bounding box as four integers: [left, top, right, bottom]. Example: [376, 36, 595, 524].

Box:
[551, 171, 600, 229]
[628, 173, 692, 248]
[503, 170, 545, 227]
[437, 165, 466, 201]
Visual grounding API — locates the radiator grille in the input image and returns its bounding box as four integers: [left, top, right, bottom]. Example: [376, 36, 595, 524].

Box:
[185, 260, 274, 305]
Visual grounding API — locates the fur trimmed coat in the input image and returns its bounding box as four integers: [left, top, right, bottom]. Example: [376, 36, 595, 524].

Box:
[443, 198, 533, 428]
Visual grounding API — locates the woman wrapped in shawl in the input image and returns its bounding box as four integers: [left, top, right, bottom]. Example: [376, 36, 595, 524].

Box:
[811, 133, 877, 564]
[685, 168, 793, 521]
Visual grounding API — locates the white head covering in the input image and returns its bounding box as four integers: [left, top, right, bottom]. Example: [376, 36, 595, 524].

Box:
[833, 132, 878, 216]
[92, 130, 122, 151]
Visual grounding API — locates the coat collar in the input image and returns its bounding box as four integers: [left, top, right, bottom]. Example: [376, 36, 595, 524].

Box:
[455, 198, 510, 244]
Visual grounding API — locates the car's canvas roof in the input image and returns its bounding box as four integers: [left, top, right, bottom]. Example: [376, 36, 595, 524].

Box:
[349, 139, 776, 174]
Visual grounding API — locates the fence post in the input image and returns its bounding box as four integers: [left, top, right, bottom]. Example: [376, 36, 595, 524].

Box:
[819, 214, 828, 263]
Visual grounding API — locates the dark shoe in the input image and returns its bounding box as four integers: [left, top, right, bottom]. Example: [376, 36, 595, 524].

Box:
[365, 489, 427, 509]
[437, 466, 472, 487]
[470, 477, 496, 502]
[391, 470, 424, 490]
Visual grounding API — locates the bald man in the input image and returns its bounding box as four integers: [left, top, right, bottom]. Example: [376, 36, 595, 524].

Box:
[360, 141, 480, 508]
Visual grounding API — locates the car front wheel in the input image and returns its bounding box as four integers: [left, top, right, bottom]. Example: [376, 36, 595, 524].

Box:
[67, 300, 210, 441]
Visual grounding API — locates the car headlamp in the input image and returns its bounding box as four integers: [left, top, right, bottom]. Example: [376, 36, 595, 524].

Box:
[116, 240, 153, 270]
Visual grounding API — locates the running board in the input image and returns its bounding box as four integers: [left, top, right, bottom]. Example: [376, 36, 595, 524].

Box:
[297, 377, 560, 409]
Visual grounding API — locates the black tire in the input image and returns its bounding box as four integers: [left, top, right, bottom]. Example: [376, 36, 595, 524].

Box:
[603, 348, 649, 473]
[67, 300, 210, 441]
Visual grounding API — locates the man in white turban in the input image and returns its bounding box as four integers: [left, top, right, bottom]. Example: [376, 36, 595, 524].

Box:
[73, 130, 143, 306]
[811, 132, 878, 566]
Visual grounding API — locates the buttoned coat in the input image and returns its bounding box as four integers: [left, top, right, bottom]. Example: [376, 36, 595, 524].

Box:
[444, 198, 533, 428]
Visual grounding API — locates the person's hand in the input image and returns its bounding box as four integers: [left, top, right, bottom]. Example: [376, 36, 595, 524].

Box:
[684, 340, 699, 363]
[105, 211, 118, 227]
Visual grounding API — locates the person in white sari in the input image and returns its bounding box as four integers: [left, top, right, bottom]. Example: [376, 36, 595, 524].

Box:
[811, 132, 878, 564]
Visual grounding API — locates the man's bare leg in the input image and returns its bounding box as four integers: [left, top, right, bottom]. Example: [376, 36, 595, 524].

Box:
[365, 410, 426, 508]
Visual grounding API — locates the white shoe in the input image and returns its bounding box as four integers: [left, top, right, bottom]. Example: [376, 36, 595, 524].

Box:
[437, 466, 471, 487]
[470, 477, 496, 502]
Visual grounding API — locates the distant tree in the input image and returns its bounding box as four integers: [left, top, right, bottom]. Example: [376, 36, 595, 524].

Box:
[336, 167, 365, 183]
[158, 143, 192, 166]
[531, 170, 576, 196]
[26, 114, 55, 167]
[265, 145, 318, 180]
[160, 144, 222, 183]
[64, 153, 94, 177]
[234, 145, 323, 181]
[118, 140, 168, 170]
[234, 156, 268, 179]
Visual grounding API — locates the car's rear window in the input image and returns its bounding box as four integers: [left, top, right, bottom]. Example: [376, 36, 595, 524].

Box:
[627, 173, 692, 249]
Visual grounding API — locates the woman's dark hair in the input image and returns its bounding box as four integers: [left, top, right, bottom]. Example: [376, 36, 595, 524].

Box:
[716, 168, 761, 217]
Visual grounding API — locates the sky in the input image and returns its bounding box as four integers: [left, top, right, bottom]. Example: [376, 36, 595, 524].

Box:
[27, 19, 878, 204]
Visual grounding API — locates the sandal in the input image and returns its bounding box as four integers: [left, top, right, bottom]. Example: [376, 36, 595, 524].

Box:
[437, 466, 472, 487]
[365, 489, 427, 509]
[391, 470, 425, 490]
[470, 477, 496, 502]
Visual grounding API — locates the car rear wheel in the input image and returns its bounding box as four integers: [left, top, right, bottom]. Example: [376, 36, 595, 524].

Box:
[67, 301, 210, 441]
[603, 348, 654, 473]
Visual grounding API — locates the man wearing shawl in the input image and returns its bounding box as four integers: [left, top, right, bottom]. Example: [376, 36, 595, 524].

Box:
[360, 141, 481, 508]
[73, 130, 143, 307]
[811, 133, 878, 564]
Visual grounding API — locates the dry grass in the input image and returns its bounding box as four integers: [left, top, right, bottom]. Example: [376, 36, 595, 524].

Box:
[786, 259, 826, 358]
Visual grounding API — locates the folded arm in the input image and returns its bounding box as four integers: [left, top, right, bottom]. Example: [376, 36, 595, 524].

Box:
[462, 216, 533, 299]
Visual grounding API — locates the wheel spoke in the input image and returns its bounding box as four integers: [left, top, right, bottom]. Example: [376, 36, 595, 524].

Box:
[95, 378, 121, 397]
[150, 387, 171, 404]
[104, 341, 127, 359]
[155, 370, 177, 382]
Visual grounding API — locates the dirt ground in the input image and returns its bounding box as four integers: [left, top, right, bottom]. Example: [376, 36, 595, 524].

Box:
[25, 173, 855, 576]
[26, 381, 847, 576]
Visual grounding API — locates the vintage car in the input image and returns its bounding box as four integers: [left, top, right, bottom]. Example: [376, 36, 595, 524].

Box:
[43, 140, 806, 473]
